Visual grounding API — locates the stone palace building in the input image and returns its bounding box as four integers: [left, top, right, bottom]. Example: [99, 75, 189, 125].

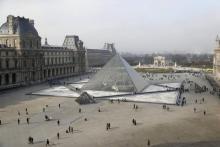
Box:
[0, 15, 86, 90]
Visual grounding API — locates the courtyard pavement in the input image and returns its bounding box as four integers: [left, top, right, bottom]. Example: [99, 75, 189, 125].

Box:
[0, 73, 220, 147]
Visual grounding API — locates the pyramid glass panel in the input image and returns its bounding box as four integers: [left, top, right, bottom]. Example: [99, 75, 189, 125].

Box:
[82, 54, 149, 92]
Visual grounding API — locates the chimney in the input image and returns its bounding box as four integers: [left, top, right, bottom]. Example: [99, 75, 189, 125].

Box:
[29, 19, 34, 26]
[45, 38, 48, 45]
[7, 15, 14, 34]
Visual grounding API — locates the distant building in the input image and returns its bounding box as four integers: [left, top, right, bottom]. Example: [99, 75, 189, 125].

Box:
[154, 56, 174, 67]
[213, 36, 220, 78]
[0, 15, 86, 90]
[86, 43, 116, 67]
[154, 56, 165, 67]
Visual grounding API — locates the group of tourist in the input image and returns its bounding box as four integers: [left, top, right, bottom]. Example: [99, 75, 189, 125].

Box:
[66, 126, 74, 133]
[162, 104, 170, 111]
[194, 97, 207, 115]
[143, 73, 181, 81]
[106, 123, 111, 130]
[13, 104, 63, 146]
[25, 103, 87, 146]
[133, 104, 138, 110]
[132, 118, 137, 125]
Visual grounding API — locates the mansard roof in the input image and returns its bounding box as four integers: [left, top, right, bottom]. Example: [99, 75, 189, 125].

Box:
[0, 15, 39, 36]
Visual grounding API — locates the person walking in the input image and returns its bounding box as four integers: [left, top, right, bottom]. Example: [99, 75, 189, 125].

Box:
[18, 118, 20, 125]
[46, 139, 49, 146]
[79, 108, 81, 113]
[28, 136, 33, 144]
[71, 127, 73, 133]
[57, 120, 60, 126]
[108, 123, 111, 129]
[204, 110, 206, 115]
[106, 123, 108, 130]
[27, 118, 29, 124]
[194, 108, 196, 113]
[58, 104, 61, 109]
[68, 126, 71, 132]
[147, 139, 151, 146]
[57, 132, 60, 139]
[195, 99, 197, 104]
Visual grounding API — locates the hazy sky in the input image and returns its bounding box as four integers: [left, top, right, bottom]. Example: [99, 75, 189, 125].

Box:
[0, 0, 220, 53]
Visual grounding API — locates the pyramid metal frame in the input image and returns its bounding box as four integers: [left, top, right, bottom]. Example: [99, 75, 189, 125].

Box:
[82, 54, 149, 92]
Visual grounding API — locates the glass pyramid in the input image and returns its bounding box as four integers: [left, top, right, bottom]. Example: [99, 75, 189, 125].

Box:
[82, 54, 149, 92]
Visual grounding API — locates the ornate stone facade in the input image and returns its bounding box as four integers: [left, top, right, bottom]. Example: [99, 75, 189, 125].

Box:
[0, 15, 86, 90]
[154, 56, 166, 67]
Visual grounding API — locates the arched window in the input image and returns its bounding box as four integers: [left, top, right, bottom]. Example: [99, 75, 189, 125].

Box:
[5, 74, 9, 85]
[12, 73, 16, 84]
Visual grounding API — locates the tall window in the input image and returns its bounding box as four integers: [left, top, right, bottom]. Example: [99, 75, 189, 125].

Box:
[5, 74, 9, 85]
[12, 73, 16, 84]
[23, 60, 26, 68]
[32, 59, 35, 67]
[6, 59, 9, 68]
[30, 40, 33, 48]
[14, 59, 18, 68]
[36, 40, 39, 49]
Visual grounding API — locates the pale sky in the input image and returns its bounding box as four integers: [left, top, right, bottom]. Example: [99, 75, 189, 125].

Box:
[0, 0, 220, 53]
